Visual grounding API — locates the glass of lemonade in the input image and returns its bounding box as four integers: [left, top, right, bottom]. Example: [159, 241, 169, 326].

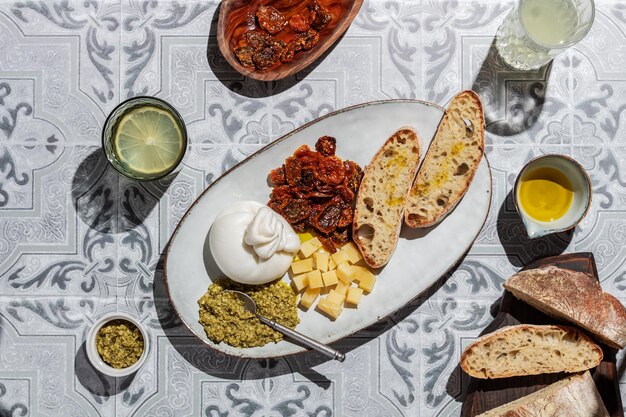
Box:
[102, 96, 187, 181]
[496, 0, 595, 70]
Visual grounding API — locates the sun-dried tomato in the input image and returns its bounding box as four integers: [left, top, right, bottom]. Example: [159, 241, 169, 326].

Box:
[252, 41, 283, 70]
[280, 42, 297, 63]
[242, 31, 271, 49]
[294, 29, 319, 51]
[268, 136, 363, 252]
[308, 0, 333, 31]
[234, 46, 255, 68]
[269, 166, 286, 184]
[312, 204, 341, 234]
[315, 136, 336, 156]
[284, 156, 302, 186]
[289, 14, 311, 33]
[256, 5, 288, 35]
[315, 156, 345, 186]
[280, 198, 310, 223]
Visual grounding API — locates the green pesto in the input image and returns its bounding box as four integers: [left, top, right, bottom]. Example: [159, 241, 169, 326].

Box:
[96, 319, 144, 369]
[198, 279, 299, 348]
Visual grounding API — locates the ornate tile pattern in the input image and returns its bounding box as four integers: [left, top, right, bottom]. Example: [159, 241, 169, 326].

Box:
[0, 0, 625, 415]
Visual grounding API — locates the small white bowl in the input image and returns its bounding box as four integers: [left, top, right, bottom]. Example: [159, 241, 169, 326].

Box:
[86, 312, 149, 377]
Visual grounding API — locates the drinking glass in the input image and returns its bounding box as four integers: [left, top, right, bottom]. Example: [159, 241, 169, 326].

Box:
[495, 0, 595, 70]
[102, 96, 187, 181]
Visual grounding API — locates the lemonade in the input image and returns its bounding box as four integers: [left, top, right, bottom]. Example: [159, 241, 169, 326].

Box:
[103, 97, 186, 180]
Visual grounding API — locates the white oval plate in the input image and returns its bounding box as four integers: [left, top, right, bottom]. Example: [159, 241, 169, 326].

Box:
[164, 100, 492, 358]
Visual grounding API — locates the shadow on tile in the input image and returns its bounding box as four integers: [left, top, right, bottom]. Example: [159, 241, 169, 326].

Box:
[472, 38, 552, 138]
[75, 341, 137, 398]
[497, 190, 573, 267]
[206, 4, 344, 99]
[72, 148, 177, 235]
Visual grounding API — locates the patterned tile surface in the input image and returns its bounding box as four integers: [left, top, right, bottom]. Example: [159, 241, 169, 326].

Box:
[0, 0, 625, 415]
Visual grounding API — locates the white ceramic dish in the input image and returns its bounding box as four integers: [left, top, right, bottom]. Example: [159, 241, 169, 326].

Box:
[164, 100, 492, 358]
[86, 312, 149, 377]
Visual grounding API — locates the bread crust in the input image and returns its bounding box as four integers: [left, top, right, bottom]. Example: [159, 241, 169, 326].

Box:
[504, 265, 626, 349]
[460, 324, 603, 379]
[352, 127, 421, 268]
[405, 90, 485, 228]
[477, 371, 609, 417]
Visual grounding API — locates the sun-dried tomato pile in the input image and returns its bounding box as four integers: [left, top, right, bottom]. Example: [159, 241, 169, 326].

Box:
[234, 1, 333, 70]
[268, 136, 363, 253]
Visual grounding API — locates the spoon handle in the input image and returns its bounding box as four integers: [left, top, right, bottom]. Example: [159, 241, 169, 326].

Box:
[257, 316, 345, 362]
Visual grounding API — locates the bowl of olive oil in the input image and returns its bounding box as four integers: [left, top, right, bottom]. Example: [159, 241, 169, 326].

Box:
[102, 96, 187, 181]
[514, 155, 591, 238]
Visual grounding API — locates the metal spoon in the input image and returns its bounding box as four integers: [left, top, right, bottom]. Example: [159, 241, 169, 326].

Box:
[225, 290, 345, 362]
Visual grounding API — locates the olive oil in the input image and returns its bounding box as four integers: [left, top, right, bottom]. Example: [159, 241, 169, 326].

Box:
[518, 166, 574, 222]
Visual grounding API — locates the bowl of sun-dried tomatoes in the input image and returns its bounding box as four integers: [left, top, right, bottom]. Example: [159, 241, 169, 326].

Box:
[217, 0, 364, 81]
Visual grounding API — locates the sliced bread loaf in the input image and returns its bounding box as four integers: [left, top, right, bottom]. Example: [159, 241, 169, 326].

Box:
[460, 324, 603, 379]
[353, 127, 421, 268]
[505, 265, 626, 349]
[405, 90, 485, 228]
[477, 371, 609, 417]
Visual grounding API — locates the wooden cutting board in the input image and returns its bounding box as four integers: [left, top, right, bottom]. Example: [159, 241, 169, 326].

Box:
[462, 252, 623, 416]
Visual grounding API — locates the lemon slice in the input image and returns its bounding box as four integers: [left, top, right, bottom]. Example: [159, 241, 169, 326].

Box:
[114, 106, 184, 177]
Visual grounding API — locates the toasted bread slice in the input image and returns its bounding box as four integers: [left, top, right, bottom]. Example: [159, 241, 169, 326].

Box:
[405, 90, 485, 228]
[353, 127, 421, 268]
[505, 266, 626, 349]
[477, 371, 609, 417]
[460, 324, 603, 379]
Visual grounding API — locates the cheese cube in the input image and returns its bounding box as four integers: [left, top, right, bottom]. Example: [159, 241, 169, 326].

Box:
[330, 250, 350, 267]
[299, 287, 320, 310]
[291, 273, 309, 292]
[346, 287, 363, 305]
[308, 237, 322, 250]
[355, 268, 375, 284]
[334, 281, 350, 296]
[299, 240, 318, 259]
[341, 242, 363, 264]
[314, 251, 330, 272]
[327, 289, 345, 305]
[358, 271, 376, 293]
[328, 258, 337, 270]
[321, 270, 338, 287]
[291, 258, 313, 275]
[336, 263, 357, 283]
[317, 298, 342, 320]
[308, 269, 323, 289]
[298, 232, 315, 243]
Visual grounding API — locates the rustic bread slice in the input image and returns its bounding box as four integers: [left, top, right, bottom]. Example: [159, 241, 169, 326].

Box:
[505, 265, 626, 349]
[460, 324, 603, 379]
[477, 371, 609, 417]
[353, 127, 421, 268]
[405, 90, 485, 228]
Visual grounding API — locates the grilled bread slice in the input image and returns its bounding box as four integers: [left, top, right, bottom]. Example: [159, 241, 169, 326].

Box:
[477, 371, 609, 417]
[460, 324, 603, 379]
[505, 266, 626, 349]
[353, 127, 421, 268]
[405, 90, 485, 228]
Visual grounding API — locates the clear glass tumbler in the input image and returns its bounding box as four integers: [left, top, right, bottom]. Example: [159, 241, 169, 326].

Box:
[102, 96, 187, 181]
[495, 0, 595, 70]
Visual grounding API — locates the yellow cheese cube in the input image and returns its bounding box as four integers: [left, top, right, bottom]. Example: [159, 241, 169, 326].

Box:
[321, 270, 338, 287]
[336, 263, 357, 283]
[328, 258, 337, 270]
[313, 251, 330, 272]
[298, 232, 315, 243]
[291, 273, 309, 292]
[308, 237, 322, 250]
[358, 272, 376, 293]
[299, 241, 318, 259]
[355, 268, 375, 283]
[330, 250, 350, 267]
[291, 258, 313, 275]
[341, 242, 363, 264]
[346, 287, 363, 305]
[317, 298, 343, 320]
[334, 281, 350, 296]
[299, 287, 320, 310]
[327, 289, 345, 305]
[308, 269, 323, 289]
